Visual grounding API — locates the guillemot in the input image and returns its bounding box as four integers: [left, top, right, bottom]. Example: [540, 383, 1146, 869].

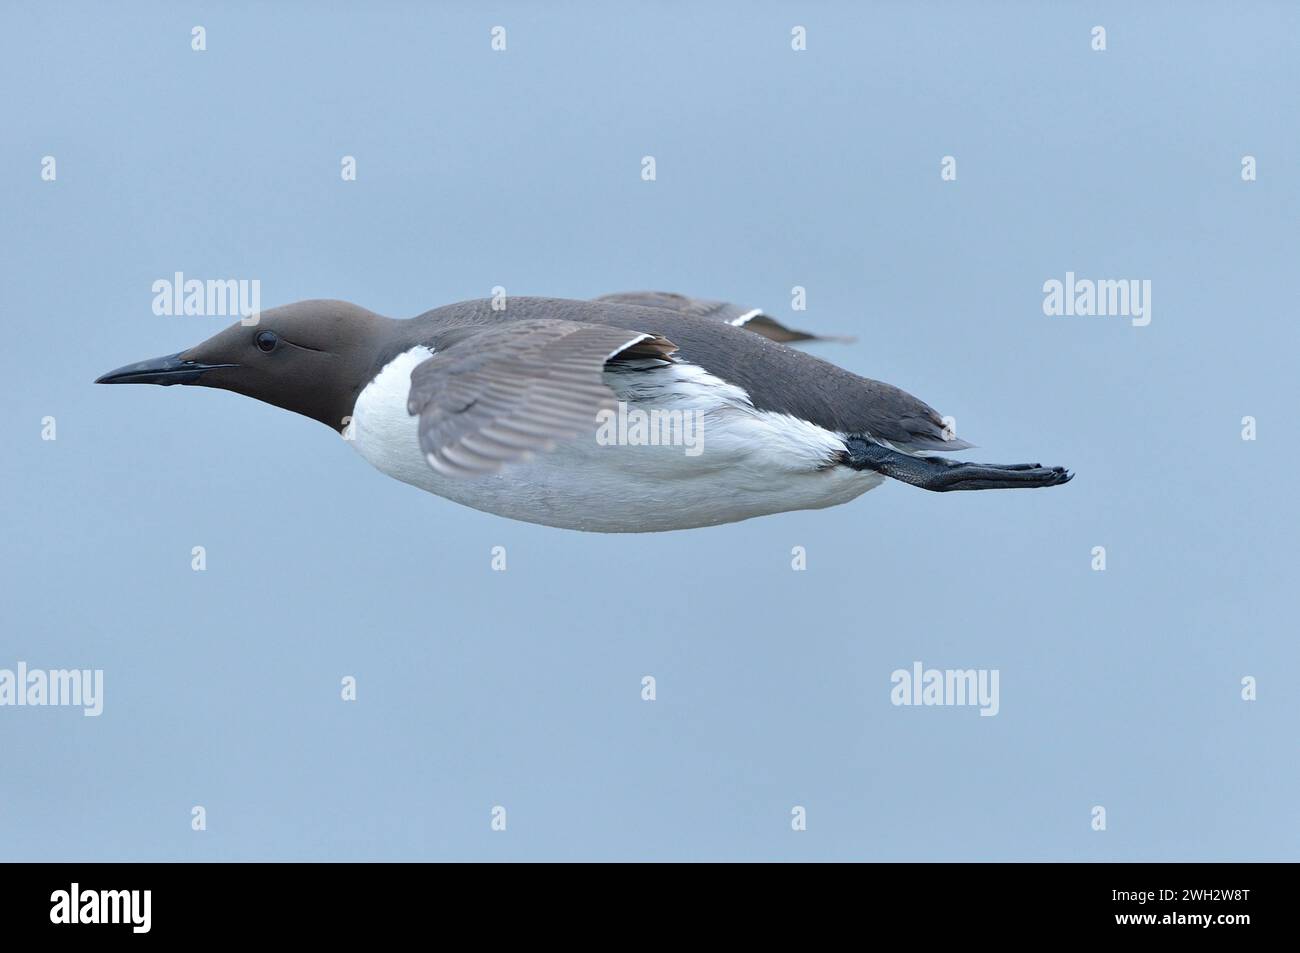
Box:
[96, 293, 1072, 532]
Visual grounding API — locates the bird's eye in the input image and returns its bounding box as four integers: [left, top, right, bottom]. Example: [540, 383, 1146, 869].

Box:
[255, 331, 278, 352]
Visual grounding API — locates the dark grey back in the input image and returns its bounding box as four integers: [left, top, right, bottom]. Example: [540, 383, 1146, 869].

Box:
[406, 297, 968, 451]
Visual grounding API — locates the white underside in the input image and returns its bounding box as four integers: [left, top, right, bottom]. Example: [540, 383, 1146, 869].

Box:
[347, 346, 883, 532]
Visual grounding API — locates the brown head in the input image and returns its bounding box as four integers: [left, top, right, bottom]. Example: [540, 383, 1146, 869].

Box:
[95, 300, 404, 432]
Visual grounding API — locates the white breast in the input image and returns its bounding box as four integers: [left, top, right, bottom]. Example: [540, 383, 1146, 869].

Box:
[347, 346, 882, 532]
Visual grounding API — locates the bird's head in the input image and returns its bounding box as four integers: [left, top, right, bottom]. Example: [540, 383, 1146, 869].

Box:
[95, 299, 398, 431]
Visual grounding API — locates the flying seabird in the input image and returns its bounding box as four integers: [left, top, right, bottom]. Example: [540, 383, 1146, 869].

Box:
[96, 293, 1072, 532]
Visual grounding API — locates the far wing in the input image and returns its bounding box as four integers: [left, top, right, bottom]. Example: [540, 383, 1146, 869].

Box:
[594, 291, 853, 344]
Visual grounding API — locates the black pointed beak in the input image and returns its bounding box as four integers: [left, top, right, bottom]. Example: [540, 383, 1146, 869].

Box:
[95, 352, 237, 386]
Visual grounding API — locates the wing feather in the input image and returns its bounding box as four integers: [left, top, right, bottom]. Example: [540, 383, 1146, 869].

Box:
[408, 318, 676, 477]
[594, 291, 853, 344]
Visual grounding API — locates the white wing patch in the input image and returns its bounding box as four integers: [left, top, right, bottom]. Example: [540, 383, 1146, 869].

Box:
[607, 360, 846, 472]
[728, 308, 763, 327]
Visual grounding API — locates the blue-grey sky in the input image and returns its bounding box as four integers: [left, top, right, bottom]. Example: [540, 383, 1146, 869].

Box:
[1, 1, 1296, 860]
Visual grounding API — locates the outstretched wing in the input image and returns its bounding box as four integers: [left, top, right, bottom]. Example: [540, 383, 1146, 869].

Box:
[407, 318, 676, 477]
[594, 291, 852, 344]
